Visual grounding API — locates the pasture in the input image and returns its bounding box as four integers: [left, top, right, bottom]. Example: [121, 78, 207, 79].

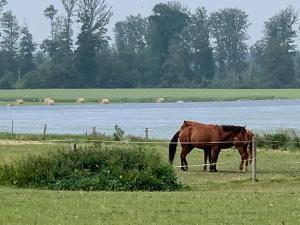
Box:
[1, 88, 300, 105]
[0, 140, 299, 225]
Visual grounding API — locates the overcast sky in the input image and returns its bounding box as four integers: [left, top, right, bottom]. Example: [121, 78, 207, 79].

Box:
[6, 0, 300, 46]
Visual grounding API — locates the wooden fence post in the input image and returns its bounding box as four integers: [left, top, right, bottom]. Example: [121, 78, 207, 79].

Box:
[92, 127, 97, 136]
[43, 124, 47, 138]
[252, 136, 257, 183]
[145, 128, 149, 140]
[11, 120, 14, 135]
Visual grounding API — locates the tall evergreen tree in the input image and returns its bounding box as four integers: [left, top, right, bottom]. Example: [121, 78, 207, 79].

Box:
[19, 25, 36, 78]
[0, 10, 19, 88]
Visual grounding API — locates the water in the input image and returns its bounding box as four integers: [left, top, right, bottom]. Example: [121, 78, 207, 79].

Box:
[1, 99, 300, 139]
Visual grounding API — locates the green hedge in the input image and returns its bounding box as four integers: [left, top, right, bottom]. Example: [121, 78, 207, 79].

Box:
[0, 145, 184, 191]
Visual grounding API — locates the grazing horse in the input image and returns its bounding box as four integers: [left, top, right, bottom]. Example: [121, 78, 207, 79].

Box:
[169, 123, 247, 172]
[180, 121, 254, 172]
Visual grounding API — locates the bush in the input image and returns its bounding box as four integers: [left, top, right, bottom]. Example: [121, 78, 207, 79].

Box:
[0, 145, 184, 191]
[256, 131, 300, 150]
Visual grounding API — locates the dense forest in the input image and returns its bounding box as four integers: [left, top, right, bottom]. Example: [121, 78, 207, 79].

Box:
[0, 0, 300, 89]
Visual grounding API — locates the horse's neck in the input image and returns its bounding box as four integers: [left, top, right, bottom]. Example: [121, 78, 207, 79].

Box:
[220, 130, 236, 140]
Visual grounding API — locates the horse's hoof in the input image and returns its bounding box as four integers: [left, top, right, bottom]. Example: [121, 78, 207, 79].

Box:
[181, 167, 188, 172]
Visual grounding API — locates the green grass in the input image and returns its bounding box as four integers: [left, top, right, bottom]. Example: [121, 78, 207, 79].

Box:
[1, 88, 300, 105]
[0, 141, 299, 224]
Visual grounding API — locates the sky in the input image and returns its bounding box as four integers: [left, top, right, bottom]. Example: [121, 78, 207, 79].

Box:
[6, 0, 300, 46]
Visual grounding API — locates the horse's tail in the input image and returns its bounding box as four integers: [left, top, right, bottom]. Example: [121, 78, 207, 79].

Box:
[169, 131, 180, 164]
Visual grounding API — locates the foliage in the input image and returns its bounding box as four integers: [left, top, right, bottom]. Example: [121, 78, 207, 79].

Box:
[113, 125, 125, 141]
[260, 7, 298, 87]
[210, 8, 250, 82]
[0, 145, 184, 191]
[256, 131, 300, 150]
[0, 2, 300, 88]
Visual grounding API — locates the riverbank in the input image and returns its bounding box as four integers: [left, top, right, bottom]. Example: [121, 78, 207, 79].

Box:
[1, 89, 300, 106]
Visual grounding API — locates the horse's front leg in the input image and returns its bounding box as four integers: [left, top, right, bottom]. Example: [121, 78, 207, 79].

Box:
[243, 145, 249, 173]
[237, 146, 248, 173]
[210, 146, 219, 172]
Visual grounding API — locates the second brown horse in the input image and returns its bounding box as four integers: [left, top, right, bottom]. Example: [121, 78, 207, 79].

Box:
[180, 121, 254, 172]
[169, 121, 249, 172]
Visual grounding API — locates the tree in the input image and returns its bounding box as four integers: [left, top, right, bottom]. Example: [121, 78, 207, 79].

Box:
[0, 10, 20, 85]
[148, 3, 190, 65]
[19, 25, 36, 78]
[160, 43, 188, 87]
[75, 0, 113, 87]
[0, 0, 7, 12]
[188, 7, 215, 85]
[114, 14, 148, 54]
[44, 5, 58, 41]
[61, 0, 77, 52]
[41, 5, 59, 59]
[262, 7, 298, 87]
[210, 8, 250, 81]
[114, 14, 149, 87]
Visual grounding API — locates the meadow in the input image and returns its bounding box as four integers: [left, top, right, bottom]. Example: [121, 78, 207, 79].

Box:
[1, 88, 300, 105]
[0, 140, 299, 225]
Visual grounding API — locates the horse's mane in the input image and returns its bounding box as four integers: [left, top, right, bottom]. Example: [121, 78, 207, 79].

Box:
[222, 125, 245, 133]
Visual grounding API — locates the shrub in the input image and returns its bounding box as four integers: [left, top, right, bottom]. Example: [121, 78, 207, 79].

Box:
[256, 131, 300, 150]
[0, 145, 184, 191]
[113, 125, 125, 141]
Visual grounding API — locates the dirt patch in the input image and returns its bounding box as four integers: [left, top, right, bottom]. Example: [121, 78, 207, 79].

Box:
[0, 140, 53, 145]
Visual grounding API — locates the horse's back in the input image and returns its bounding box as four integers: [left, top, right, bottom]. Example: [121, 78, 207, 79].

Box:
[179, 125, 217, 146]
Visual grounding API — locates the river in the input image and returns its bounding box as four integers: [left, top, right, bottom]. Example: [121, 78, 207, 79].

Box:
[0, 99, 300, 139]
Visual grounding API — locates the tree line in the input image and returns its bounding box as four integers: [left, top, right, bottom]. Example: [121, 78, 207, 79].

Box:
[0, 0, 300, 89]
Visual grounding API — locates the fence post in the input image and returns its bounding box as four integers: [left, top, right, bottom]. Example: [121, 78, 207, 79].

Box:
[252, 136, 257, 183]
[43, 124, 47, 138]
[11, 120, 14, 135]
[92, 127, 96, 136]
[145, 128, 149, 140]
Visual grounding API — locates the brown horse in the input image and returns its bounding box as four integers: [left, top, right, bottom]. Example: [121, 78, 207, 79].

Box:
[180, 121, 254, 172]
[169, 123, 247, 172]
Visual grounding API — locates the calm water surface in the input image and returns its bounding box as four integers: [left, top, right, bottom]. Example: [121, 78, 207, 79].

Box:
[0, 99, 300, 139]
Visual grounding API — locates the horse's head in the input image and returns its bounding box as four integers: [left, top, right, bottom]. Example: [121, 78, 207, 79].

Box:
[222, 125, 247, 140]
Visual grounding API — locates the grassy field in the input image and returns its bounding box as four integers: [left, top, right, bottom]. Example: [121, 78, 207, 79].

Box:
[0, 141, 299, 225]
[1, 88, 300, 105]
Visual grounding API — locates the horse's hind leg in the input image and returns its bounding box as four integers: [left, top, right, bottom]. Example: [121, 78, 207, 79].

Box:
[180, 145, 193, 171]
[210, 147, 220, 172]
[203, 148, 211, 171]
